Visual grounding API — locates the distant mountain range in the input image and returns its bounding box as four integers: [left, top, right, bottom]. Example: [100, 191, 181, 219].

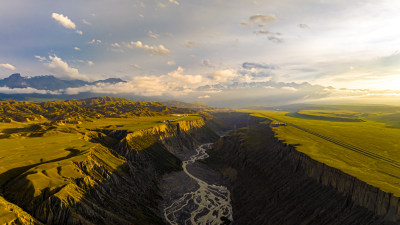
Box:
[0, 73, 126, 91]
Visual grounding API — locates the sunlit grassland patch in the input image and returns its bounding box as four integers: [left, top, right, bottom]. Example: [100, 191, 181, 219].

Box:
[0, 132, 95, 186]
[79, 114, 202, 131]
[239, 109, 400, 196]
[0, 114, 203, 186]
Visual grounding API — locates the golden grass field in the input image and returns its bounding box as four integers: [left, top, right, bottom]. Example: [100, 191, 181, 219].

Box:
[79, 115, 201, 131]
[241, 109, 400, 196]
[0, 114, 201, 187]
[0, 113, 203, 221]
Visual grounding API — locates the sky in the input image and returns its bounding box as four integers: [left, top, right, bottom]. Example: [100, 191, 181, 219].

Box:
[0, 0, 400, 107]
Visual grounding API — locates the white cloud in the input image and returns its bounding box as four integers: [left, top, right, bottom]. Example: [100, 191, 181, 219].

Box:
[65, 67, 205, 97]
[82, 19, 92, 25]
[51, 13, 82, 34]
[111, 43, 121, 48]
[0, 87, 60, 95]
[148, 30, 159, 39]
[158, 2, 167, 8]
[74, 47, 80, 51]
[0, 63, 16, 70]
[169, 0, 179, 5]
[167, 61, 176, 65]
[240, 21, 252, 27]
[52, 13, 76, 29]
[90, 39, 102, 44]
[281, 86, 298, 92]
[45, 54, 88, 80]
[249, 14, 277, 23]
[87, 61, 94, 66]
[35, 56, 46, 62]
[198, 95, 210, 99]
[125, 41, 171, 55]
[210, 69, 239, 82]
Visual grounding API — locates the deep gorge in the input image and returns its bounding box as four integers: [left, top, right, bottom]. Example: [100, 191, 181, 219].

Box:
[206, 115, 400, 225]
[2, 112, 400, 224]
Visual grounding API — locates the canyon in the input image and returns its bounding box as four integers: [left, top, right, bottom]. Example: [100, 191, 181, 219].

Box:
[1, 109, 400, 224]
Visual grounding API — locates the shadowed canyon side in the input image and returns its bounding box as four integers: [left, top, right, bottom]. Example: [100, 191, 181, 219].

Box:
[206, 118, 400, 225]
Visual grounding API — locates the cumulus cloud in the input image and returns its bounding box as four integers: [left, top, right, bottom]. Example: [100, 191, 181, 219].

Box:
[250, 14, 277, 23]
[126, 41, 171, 55]
[0, 63, 16, 70]
[74, 47, 80, 51]
[87, 61, 94, 66]
[51, 13, 82, 35]
[45, 54, 88, 80]
[167, 61, 176, 65]
[63, 67, 208, 97]
[65, 67, 201, 97]
[210, 69, 239, 82]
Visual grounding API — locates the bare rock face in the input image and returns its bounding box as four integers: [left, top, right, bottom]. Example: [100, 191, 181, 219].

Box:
[207, 122, 400, 225]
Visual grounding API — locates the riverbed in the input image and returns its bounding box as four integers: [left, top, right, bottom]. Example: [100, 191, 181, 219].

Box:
[161, 144, 233, 225]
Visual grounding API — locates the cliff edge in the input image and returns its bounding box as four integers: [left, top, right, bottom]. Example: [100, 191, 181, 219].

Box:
[206, 120, 400, 225]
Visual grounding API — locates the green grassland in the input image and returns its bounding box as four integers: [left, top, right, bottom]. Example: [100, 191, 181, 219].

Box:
[0, 113, 201, 185]
[289, 109, 365, 122]
[79, 115, 202, 131]
[241, 109, 400, 196]
[0, 97, 204, 223]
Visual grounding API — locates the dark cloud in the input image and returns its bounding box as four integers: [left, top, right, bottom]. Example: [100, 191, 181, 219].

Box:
[268, 36, 284, 43]
[253, 30, 283, 43]
[201, 59, 214, 68]
[253, 30, 271, 35]
[242, 62, 278, 70]
[298, 24, 309, 29]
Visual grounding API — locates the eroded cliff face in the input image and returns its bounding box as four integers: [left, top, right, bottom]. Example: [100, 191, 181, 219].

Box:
[206, 121, 400, 225]
[2, 119, 217, 225]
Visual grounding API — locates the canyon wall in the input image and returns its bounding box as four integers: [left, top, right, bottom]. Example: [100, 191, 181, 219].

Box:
[3, 118, 217, 225]
[207, 121, 400, 225]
